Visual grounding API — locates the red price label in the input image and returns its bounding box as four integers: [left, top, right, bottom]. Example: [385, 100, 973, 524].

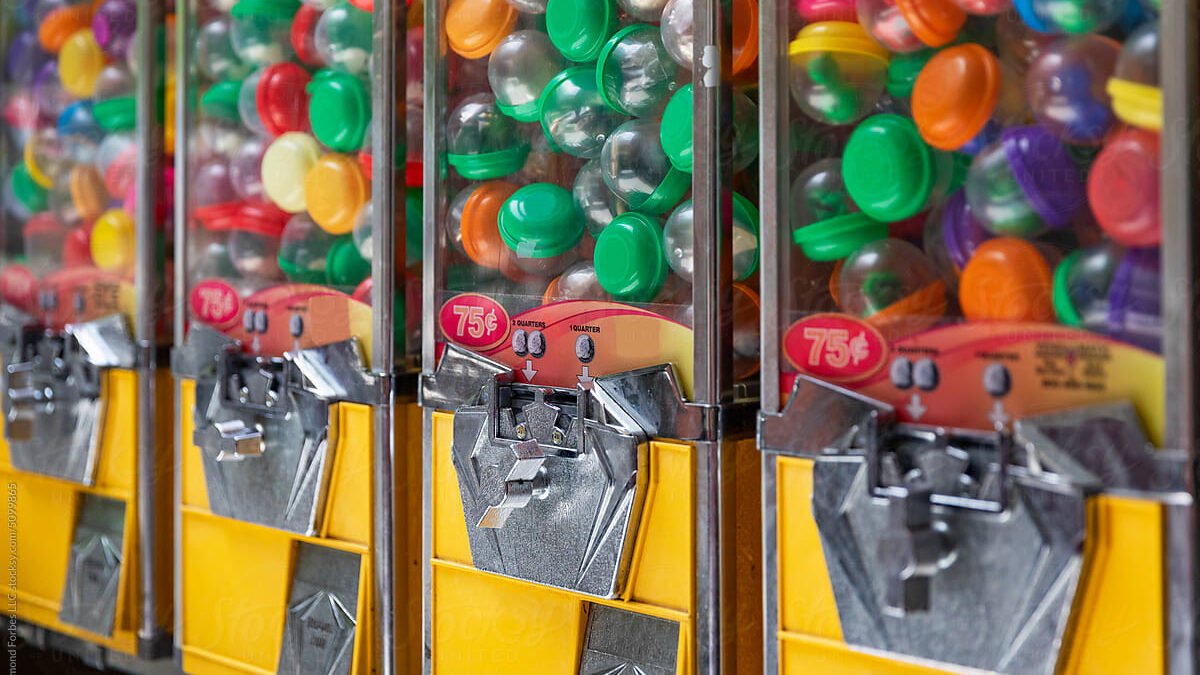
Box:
[440, 293, 510, 351]
[191, 280, 241, 328]
[783, 313, 888, 382]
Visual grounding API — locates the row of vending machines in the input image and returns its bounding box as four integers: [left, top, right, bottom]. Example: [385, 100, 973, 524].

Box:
[0, 0, 1195, 673]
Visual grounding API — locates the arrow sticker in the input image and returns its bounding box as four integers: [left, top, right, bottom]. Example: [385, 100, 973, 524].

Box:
[578, 365, 594, 387]
[906, 394, 927, 421]
[522, 359, 537, 383]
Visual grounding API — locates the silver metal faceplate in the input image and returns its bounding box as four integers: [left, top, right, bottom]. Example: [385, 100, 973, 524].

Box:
[60, 494, 126, 637]
[2, 315, 135, 485]
[451, 376, 653, 599]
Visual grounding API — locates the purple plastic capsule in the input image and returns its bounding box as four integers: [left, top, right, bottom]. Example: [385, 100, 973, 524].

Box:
[1107, 248, 1161, 353]
[93, 0, 139, 59]
[965, 125, 1084, 238]
[5, 31, 49, 87]
[942, 190, 992, 271]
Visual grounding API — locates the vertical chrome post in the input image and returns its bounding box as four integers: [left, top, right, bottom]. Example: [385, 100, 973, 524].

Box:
[371, 1, 403, 673]
[420, 1, 449, 671]
[134, 0, 165, 656]
[758, 0, 789, 669]
[172, 0, 194, 660]
[692, 0, 734, 672]
[1160, 0, 1199, 670]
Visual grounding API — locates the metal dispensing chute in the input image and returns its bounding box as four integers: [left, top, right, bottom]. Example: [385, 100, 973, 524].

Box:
[172, 0, 418, 672]
[421, 0, 764, 671]
[758, 0, 1198, 671]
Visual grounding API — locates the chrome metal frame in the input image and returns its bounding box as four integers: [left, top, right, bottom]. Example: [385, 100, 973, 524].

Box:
[757, 0, 1200, 670]
[419, 1, 749, 672]
[172, 0, 194, 662]
[135, 0, 169, 659]
[371, 2, 406, 674]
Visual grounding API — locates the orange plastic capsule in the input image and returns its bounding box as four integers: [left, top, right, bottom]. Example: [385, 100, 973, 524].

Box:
[446, 0, 517, 60]
[959, 237, 1054, 322]
[38, 4, 95, 53]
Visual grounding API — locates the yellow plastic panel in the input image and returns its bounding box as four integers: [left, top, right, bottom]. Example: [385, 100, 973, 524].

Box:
[431, 410, 471, 564]
[1061, 495, 1164, 675]
[776, 456, 842, 639]
[627, 440, 692, 612]
[322, 402, 373, 545]
[181, 510, 291, 674]
[3, 474, 75, 621]
[781, 634, 951, 674]
[180, 379, 210, 510]
[431, 563, 585, 675]
[94, 369, 137, 492]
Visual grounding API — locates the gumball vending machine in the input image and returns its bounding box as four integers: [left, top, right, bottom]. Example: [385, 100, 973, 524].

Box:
[172, 0, 420, 673]
[759, 0, 1198, 672]
[0, 0, 175, 664]
[422, 0, 763, 672]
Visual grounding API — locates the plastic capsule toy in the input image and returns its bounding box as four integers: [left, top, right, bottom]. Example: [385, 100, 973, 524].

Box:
[594, 212, 669, 303]
[498, 183, 585, 276]
[912, 44, 1025, 154]
[662, 193, 761, 282]
[843, 114, 967, 223]
[964, 126, 1083, 238]
[793, 158, 855, 226]
[96, 131, 138, 199]
[597, 24, 683, 118]
[544, 262, 609, 303]
[600, 118, 690, 215]
[837, 237, 947, 337]
[856, 0, 965, 53]
[789, 22, 890, 127]
[660, 0, 694, 68]
[1107, 20, 1160, 131]
[488, 30, 566, 122]
[290, 2, 324, 66]
[196, 16, 252, 81]
[1012, 0, 1122, 34]
[1025, 35, 1119, 145]
[229, 136, 269, 200]
[1087, 127, 1159, 247]
[36, 0, 95, 54]
[305, 152, 368, 235]
[796, 0, 858, 23]
[1055, 246, 1160, 351]
[314, 1, 373, 74]
[92, 64, 138, 132]
[922, 190, 991, 288]
[537, 68, 626, 160]
[445, 180, 528, 280]
[446, 0, 517, 60]
[33, 61, 73, 121]
[658, 84, 757, 174]
[573, 158, 626, 237]
[91, 208, 136, 273]
[58, 28, 106, 98]
[883, 48, 937, 115]
[262, 131, 321, 212]
[57, 101, 103, 165]
[228, 223, 286, 281]
[446, 93, 530, 180]
[198, 80, 252, 156]
[277, 213, 337, 282]
[229, 0, 299, 67]
[193, 156, 237, 208]
[789, 158, 862, 240]
[994, 9, 1053, 75]
[92, 0, 137, 59]
[7, 31, 50, 87]
[545, 0, 618, 62]
[24, 127, 75, 191]
[5, 165, 49, 221]
[307, 69, 371, 153]
[959, 237, 1054, 321]
[617, 0, 669, 21]
[242, 63, 312, 137]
